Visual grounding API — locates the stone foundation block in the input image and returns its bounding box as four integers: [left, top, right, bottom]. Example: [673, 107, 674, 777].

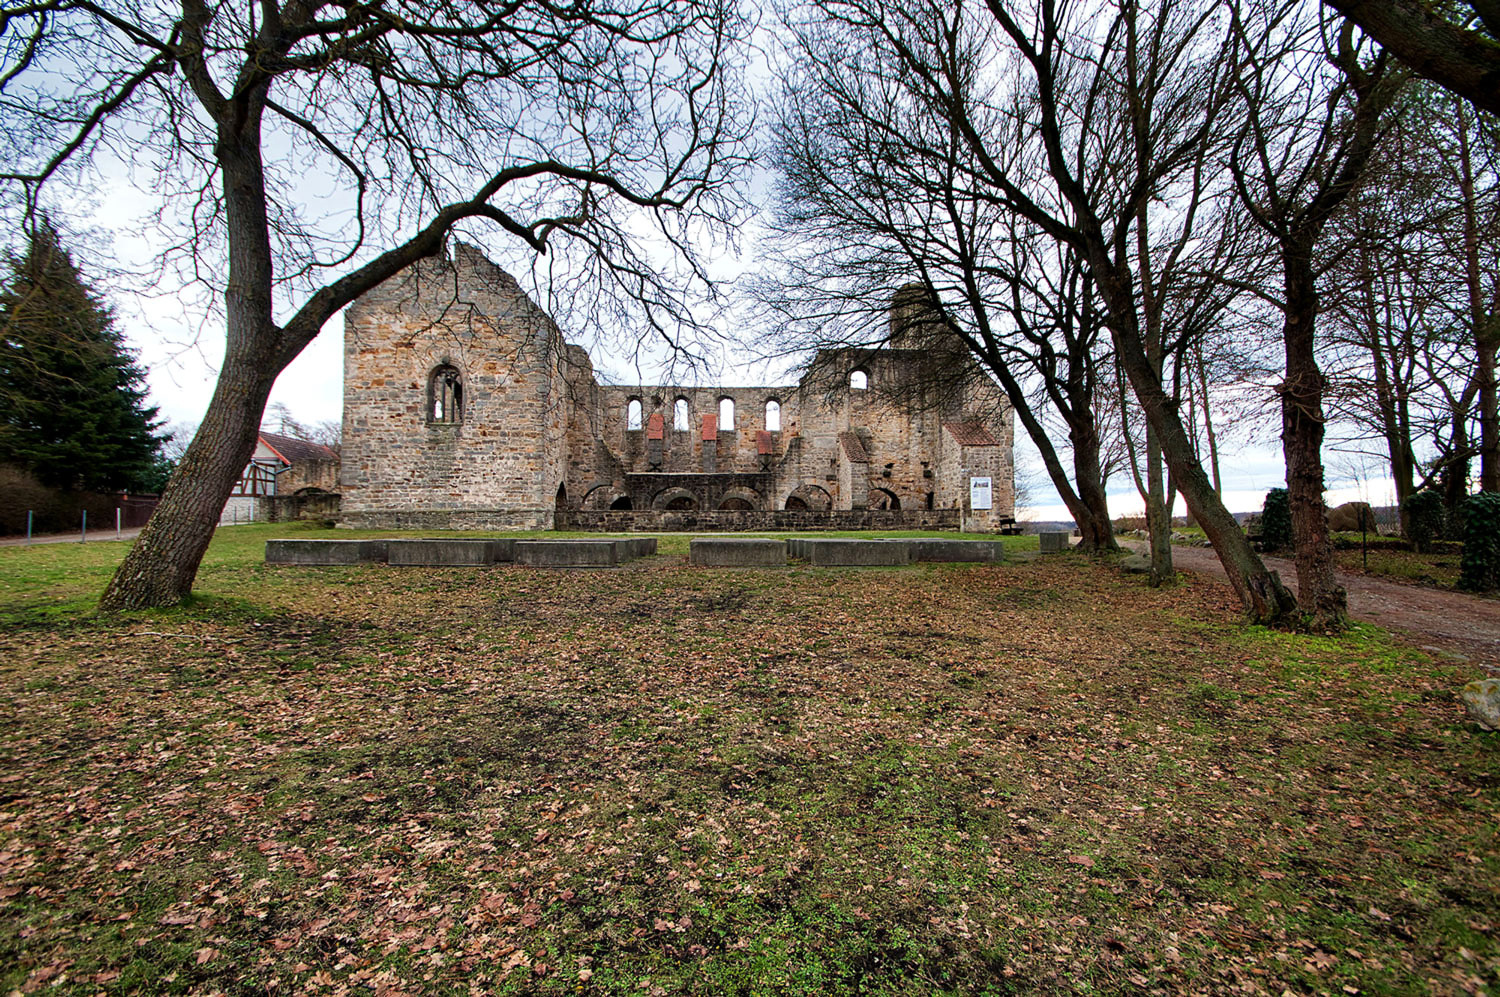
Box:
[620, 537, 658, 558]
[690, 538, 787, 567]
[265, 539, 388, 565]
[515, 540, 619, 567]
[805, 539, 912, 566]
[911, 539, 1004, 562]
[1039, 532, 1071, 553]
[388, 538, 500, 566]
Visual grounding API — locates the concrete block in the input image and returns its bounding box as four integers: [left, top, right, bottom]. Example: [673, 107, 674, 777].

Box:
[690, 538, 787, 566]
[388, 538, 499, 566]
[490, 538, 517, 562]
[911, 539, 1004, 563]
[787, 538, 808, 559]
[1039, 531, 1071, 553]
[515, 540, 619, 567]
[265, 539, 388, 565]
[805, 539, 912, 566]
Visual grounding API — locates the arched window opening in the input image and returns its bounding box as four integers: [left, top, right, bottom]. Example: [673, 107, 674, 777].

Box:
[610, 495, 634, 510]
[720, 497, 754, 511]
[765, 399, 781, 431]
[665, 494, 696, 510]
[673, 397, 690, 431]
[627, 398, 642, 431]
[430, 365, 463, 423]
[870, 487, 901, 510]
[785, 496, 808, 511]
[718, 397, 735, 430]
[849, 369, 868, 391]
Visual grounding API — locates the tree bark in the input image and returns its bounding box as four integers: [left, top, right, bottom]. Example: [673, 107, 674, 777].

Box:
[100, 360, 276, 609]
[1281, 246, 1348, 624]
[100, 104, 280, 610]
[1068, 414, 1119, 552]
[1321, 0, 1500, 117]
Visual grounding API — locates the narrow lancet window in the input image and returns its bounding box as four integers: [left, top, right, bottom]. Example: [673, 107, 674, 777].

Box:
[719, 397, 735, 430]
[765, 400, 781, 431]
[673, 397, 690, 431]
[430, 365, 463, 423]
[627, 398, 643, 430]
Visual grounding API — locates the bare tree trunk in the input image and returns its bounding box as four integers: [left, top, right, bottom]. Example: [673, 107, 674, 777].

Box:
[1135, 201, 1175, 586]
[1281, 248, 1347, 624]
[1145, 422, 1174, 585]
[101, 360, 276, 608]
[1458, 100, 1500, 491]
[1095, 264, 1297, 621]
[1194, 341, 1222, 494]
[1069, 417, 1119, 552]
[985, 353, 1115, 551]
[102, 104, 281, 611]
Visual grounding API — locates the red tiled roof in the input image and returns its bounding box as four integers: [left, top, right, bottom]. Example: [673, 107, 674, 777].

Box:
[646, 412, 665, 440]
[756, 430, 774, 455]
[701, 413, 718, 441]
[943, 421, 1000, 447]
[839, 431, 870, 462]
[259, 431, 338, 464]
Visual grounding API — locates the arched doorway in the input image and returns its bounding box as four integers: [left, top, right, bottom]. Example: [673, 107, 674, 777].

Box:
[870, 487, 901, 511]
[610, 495, 634, 510]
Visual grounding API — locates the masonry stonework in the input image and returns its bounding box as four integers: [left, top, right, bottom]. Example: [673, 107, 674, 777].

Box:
[339, 246, 1014, 530]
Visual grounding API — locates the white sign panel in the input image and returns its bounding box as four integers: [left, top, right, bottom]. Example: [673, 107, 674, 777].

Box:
[969, 476, 993, 510]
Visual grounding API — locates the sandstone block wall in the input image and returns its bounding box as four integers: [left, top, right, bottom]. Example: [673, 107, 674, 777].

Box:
[340, 245, 569, 529]
[339, 245, 1016, 530]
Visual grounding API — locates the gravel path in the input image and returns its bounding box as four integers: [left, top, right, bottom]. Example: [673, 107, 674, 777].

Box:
[0, 527, 144, 547]
[1163, 543, 1500, 668]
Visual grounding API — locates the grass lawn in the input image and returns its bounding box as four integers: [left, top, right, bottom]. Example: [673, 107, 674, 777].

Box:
[0, 523, 1496, 995]
[1329, 538, 1466, 590]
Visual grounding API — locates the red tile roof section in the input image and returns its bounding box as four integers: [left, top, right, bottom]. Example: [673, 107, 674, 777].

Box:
[701, 413, 718, 441]
[756, 430, 774, 455]
[259, 431, 338, 464]
[839, 431, 870, 462]
[943, 421, 1000, 447]
[646, 413, 665, 440]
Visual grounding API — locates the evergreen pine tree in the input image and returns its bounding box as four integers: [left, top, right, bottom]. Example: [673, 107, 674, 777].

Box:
[0, 224, 165, 491]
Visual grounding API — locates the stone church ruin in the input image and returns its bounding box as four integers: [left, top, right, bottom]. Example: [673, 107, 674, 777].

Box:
[338, 245, 1014, 531]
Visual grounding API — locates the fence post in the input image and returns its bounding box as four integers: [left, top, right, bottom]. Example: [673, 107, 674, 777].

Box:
[26, 510, 32, 545]
[116, 507, 122, 540]
[80, 509, 87, 543]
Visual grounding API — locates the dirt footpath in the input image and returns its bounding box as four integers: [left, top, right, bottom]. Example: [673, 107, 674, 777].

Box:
[1165, 544, 1500, 668]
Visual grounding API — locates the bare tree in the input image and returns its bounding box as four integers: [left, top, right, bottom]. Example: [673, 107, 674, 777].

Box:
[757, 23, 1121, 551]
[0, 0, 752, 609]
[1321, 81, 1497, 532]
[823, 0, 1298, 619]
[1227, 2, 1405, 625]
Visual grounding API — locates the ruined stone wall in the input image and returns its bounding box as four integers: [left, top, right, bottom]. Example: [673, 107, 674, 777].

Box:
[281, 458, 340, 494]
[340, 245, 568, 529]
[338, 245, 1015, 529]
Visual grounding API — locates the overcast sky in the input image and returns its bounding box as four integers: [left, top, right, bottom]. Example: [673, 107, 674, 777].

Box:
[84, 148, 1396, 524]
